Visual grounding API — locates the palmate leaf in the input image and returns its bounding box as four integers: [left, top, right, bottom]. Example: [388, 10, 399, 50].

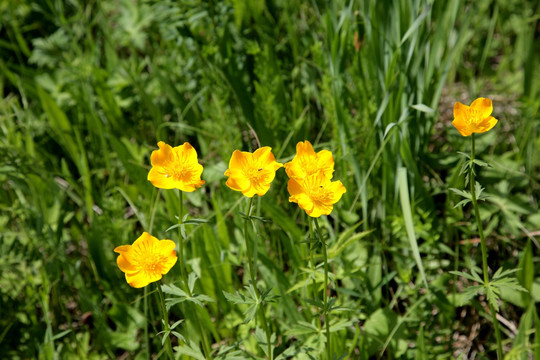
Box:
[285, 320, 320, 337]
[254, 327, 275, 357]
[162, 281, 214, 310]
[223, 284, 262, 323]
[449, 270, 483, 283]
[175, 340, 205, 360]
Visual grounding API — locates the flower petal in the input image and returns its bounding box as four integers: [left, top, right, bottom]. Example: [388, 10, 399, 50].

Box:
[453, 102, 469, 121]
[148, 167, 179, 189]
[150, 141, 174, 167]
[471, 97, 493, 118]
[316, 150, 335, 178]
[326, 180, 347, 203]
[228, 150, 250, 172]
[126, 271, 161, 288]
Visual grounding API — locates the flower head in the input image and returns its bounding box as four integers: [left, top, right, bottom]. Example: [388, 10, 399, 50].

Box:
[147, 141, 205, 191]
[284, 141, 334, 180]
[114, 232, 177, 288]
[452, 98, 498, 136]
[224, 147, 283, 197]
[288, 173, 346, 217]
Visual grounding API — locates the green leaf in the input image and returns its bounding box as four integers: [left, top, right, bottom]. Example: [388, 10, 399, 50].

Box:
[175, 340, 206, 360]
[397, 168, 428, 289]
[410, 103, 434, 114]
[449, 188, 471, 199]
[517, 240, 534, 306]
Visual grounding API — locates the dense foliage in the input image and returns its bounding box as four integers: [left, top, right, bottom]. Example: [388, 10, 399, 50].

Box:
[1, 0, 539, 358]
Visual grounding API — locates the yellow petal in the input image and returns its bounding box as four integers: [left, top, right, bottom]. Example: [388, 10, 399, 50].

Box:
[316, 149, 335, 178]
[296, 141, 316, 158]
[150, 141, 174, 167]
[453, 102, 469, 121]
[228, 150, 250, 172]
[308, 202, 332, 218]
[471, 97, 493, 118]
[452, 119, 471, 137]
[253, 147, 279, 168]
[225, 171, 251, 192]
[126, 271, 162, 288]
[480, 116, 498, 132]
[132, 232, 158, 252]
[287, 178, 304, 197]
[147, 167, 178, 189]
[326, 180, 347, 203]
[116, 253, 137, 273]
[114, 245, 131, 254]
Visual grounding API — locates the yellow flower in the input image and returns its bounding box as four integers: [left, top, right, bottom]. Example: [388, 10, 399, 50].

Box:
[288, 173, 346, 217]
[224, 147, 283, 197]
[284, 140, 334, 180]
[147, 141, 205, 191]
[114, 232, 177, 288]
[452, 98, 498, 136]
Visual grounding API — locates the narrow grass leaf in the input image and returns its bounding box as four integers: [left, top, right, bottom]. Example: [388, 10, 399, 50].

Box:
[397, 167, 428, 288]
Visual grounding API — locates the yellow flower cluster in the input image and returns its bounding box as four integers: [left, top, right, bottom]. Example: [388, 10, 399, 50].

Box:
[284, 141, 346, 218]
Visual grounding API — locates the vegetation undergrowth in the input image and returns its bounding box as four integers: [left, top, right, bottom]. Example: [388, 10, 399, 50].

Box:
[1, 0, 539, 359]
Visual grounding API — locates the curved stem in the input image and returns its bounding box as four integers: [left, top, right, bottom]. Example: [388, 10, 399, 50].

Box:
[156, 283, 174, 360]
[243, 197, 273, 359]
[178, 191, 213, 359]
[314, 218, 331, 360]
[469, 134, 503, 359]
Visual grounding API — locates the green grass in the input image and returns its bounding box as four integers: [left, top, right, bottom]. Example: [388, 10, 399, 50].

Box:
[1, 0, 540, 359]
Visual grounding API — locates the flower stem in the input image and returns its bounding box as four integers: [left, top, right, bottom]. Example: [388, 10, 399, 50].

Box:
[178, 191, 213, 359]
[156, 283, 174, 360]
[469, 134, 503, 359]
[314, 218, 331, 360]
[244, 197, 273, 359]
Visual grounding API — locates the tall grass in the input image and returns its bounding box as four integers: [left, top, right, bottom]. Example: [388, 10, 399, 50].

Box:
[1, 0, 539, 358]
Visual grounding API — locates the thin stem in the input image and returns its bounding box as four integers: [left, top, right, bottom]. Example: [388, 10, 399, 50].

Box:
[144, 189, 160, 360]
[243, 197, 273, 359]
[156, 283, 174, 360]
[469, 134, 503, 359]
[144, 286, 150, 360]
[177, 191, 213, 359]
[314, 218, 331, 360]
[178, 191, 188, 286]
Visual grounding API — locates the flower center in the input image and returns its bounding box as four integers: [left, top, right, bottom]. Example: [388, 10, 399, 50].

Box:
[166, 166, 193, 182]
[309, 185, 330, 204]
[244, 166, 263, 182]
[138, 252, 164, 274]
[466, 108, 481, 125]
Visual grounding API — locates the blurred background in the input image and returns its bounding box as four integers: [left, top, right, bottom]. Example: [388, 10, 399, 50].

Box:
[1, 0, 539, 358]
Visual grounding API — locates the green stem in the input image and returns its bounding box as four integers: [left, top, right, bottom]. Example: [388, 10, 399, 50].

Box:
[314, 218, 331, 360]
[469, 134, 503, 359]
[243, 197, 273, 359]
[178, 191, 213, 359]
[156, 283, 174, 360]
[144, 189, 160, 360]
[144, 286, 150, 360]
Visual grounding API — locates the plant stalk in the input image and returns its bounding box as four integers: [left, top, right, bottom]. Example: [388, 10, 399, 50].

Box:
[314, 218, 331, 360]
[243, 197, 273, 359]
[178, 191, 213, 359]
[156, 283, 175, 360]
[469, 134, 503, 359]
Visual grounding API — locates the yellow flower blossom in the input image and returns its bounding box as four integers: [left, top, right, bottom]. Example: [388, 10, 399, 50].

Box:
[224, 147, 283, 197]
[147, 141, 205, 191]
[288, 173, 346, 217]
[452, 98, 498, 136]
[114, 232, 177, 288]
[284, 140, 334, 180]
